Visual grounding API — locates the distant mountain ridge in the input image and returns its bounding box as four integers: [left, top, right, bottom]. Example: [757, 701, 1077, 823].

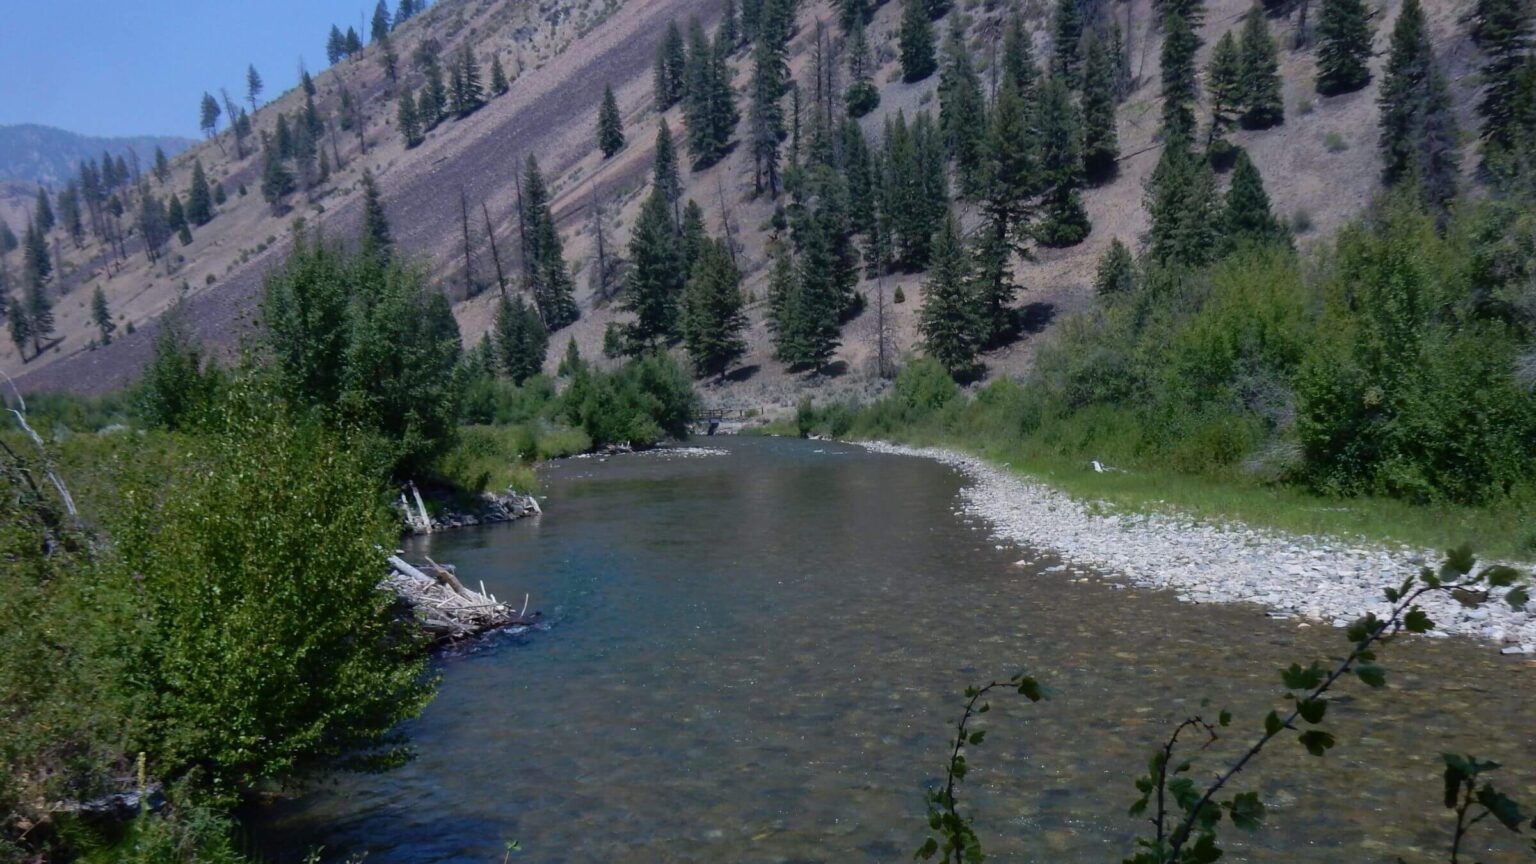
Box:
[0, 124, 196, 187]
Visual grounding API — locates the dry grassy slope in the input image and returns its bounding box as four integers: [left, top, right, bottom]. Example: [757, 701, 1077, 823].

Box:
[9, 0, 1480, 406]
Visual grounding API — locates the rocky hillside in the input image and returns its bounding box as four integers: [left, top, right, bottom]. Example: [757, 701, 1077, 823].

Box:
[0, 124, 195, 188]
[0, 0, 1487, 410]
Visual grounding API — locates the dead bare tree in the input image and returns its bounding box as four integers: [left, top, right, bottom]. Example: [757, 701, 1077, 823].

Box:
[482, 200, 508, 297]
[458, 186, 476, 298]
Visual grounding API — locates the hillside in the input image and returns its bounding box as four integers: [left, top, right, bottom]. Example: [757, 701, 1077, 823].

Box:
[0, 124, 194, 187]
[0, 0, 1487, 411]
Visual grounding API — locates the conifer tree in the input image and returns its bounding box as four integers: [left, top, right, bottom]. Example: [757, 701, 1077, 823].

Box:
[154, 147, 170, 183]
[246, 64, 264, 112]
[7, 293, 30, 359]
[422, 62, 448, 127]
[1315, 0, 1373, 95]
[653, 120, 683, 211]
[1160, 3, 1203, 142]
[1378, 0, 1460, 216]
[1081, 33, 1121, 183]
[328, 25, 347, 65]
[840, 0, 870, 32]
[679, 199, 707, 277]
[398, 89, 422, 147]
[1222, 149, 1288, 248]
[57, 184, 82, 245]
[1002, 13, 1040, 101]
[927, 0, 953, 18]
[0, 222, 16, 258]
[490, 54, 510, 96]
[623, 187, 684, 348]
[1093, 237, 1136, 295]
[452, 45, 485, 116]
[360, 170, 393, 255]
[750, 21, 789, 195]
[655, 21, 688, 110]
[1206, 31, 1244, 148]
[186, 160, 213, 226]
[681, 237, 748, 378]
[939, 17, 987, 195]
[919, 211, 981, 377]
[1051, 0, 1085, 89]
[681, 25, 739, 167]
[844, 119, 877, 236]
[372, 0, 391, 43]
[598, 84, 626, 157]
[1473, 0, 1534, 159]
[22, 221, 50, 288]
[1035, 76, 1091, 247]
[92, 285, 115, 345]
[520, 156, 579, 330]
[200, 92, 222, 144]
[492, 293, 548, 384]
[767, 246, 801, 359]
[24, 274, 54, 356]
[846, 15, 880, 118]
[972, 76, 1035, 342]
[742, 0, 764, 42]
[721, 0, 741, 48]
[33, 188, 54, 234]
[168, 194, 193, 246]
[1146, 141, 1220, 266]
[901, 0, 938, 82]
[881, 111, 949, 269]
[345, 27, 363, 56]
[395, 0, 417, 27]
[1238, 5, 1284, 129]
[260, 135, 294, 212]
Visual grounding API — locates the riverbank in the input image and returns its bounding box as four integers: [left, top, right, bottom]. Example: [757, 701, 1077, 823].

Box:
[861, 442, 1536, 654]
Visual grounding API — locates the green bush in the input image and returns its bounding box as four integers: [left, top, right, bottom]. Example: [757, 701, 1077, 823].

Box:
[559, 352, 698, 448]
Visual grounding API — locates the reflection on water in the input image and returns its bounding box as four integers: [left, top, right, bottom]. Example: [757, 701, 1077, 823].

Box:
[258, 437, 1536, 862]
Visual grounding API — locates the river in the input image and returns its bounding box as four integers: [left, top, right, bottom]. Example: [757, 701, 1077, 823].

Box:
[259, 437, 1536, 862]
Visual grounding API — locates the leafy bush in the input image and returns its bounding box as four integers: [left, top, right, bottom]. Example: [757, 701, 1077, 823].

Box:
[559, 352, 698, 448]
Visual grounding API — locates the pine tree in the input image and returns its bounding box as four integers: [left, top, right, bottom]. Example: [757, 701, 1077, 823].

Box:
[721, 0, 741, 48]
[623, 187, 684, 348]
[1051, 0, 1085, 89]
[1035, 76, 1091, 247]
[1474, 0, 1534, 159]
[154, 147, 170, 183]
[91, 285, 116, 345]
[681, 237, 748, 378]
[490, 54, 510, 96]
[7, 295, 31, 360]
[1146, 141, 1220, 266]
[679, 199, 708, 277]
[1160, 4, 1203, 142]
[33, 188, 54, 234]
[919, 211, 981, 377]
[655, 21, 688, 110]
[1002, 13, 1040, 101]
[653, 120, 683, 210]
[22, 221, 50, 287]
[246, 64, 264, 112]
[345, 27, 363, 56]
[846, 14, 880, 118]
[260, 135, 294, 211]
[681, 24, 739, 167]
[1207, 31, 1244, 147]
[1378, 0, 1460, 216]
[1222, 149, 1288, 248]
[1238, 5, 1284, 129]
[520, 156, 579, 330]
[1094, 237, 1136, 295]
[901, 0, 938, 82]
[24, 274, 54, 356]
[973, 76, 1036, 341]
[1081, 33, 1121, 183]
[398, 89, 422, 147]
[839, 0, 870, 32]
[492, 294, 548, 384]
[186, 160, 213, 226]
[452, 45, 485, 116]
[598, 84, 626, 157]
[361, 170, 393, 254]
[372, 0, 391, 43]
[939, 17, 987, 195]
[0, 222, 16, 258]
[844, 119, 877, 235]
[1315, 0, 1373, 95]
[168, 194, 193, 246]
[750, 23, 789, 195]
[395, 0, 417, 27]
[199, 92, 222, 143]
[328, 25, 347, 65]
[57, 184, 82, 244]
[882, 111, 949, 269]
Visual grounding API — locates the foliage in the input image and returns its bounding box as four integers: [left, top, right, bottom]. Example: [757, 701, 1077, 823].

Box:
[900, 0, 937, 83]
[1315, 0, 1373, 95]
[681, 238, 748, 379]
[598, 84, 625, 157]
[558, 352, 698, 448]
[135, 307, 223, 433]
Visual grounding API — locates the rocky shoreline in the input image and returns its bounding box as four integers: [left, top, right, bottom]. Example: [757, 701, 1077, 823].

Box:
[399, 486, 542, 534]
[861, 442, 1536, 655]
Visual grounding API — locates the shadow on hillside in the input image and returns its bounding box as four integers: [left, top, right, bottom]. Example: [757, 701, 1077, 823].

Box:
[723, 363, 761, 383]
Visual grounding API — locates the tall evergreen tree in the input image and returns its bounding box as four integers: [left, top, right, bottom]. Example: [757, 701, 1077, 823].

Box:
[1473, 0, 1535, 159]
[1093, 237, 1136, 295]
[1238, 5, 1284, 129]
[7, 294, 31, 359]
[57, 183, 82, 244]
[1081, 33, 1121, 183]
[750, 21, 789, 195]
[919, 211, 981, 377]
[1051, 0, 1085, 89]
[360, 170, 393, 254]
[186, 160, 213, 226]
[398, 89, 423, 147]
[372, 0, 392, 43]
[882, 111, 949, 268]
[939, 17, 987, 195]
[681, 237, 748, 378]
[345, 27, 363, 56]
[246, 64, 264, 112]
[653, 120, 683, 211]
[900, 0, 938, 82]
[655, 21, 688, 110]
[846, 14, 880, 118]
[452, 45, 485, 116]
[200, 92, 222, 142]
[22, 221, 50, 288]
[260, 135, 294, 211]
[32, 188, 54, 234]
[490, 54, 510, 96]
[1315, 0, 1373, 95]
[91, 285, 116, 345]
[598, 84, 626, 157]
[678, 199, 708, 278]
[328, 25, 347, 65]
[721, 0, 741, 48]
[1002, 13, 1040, 101]
[1207, 31, 1244, 148]
[24, 274, 54, 356]
[0, 222, 16, 258]
[1146, 140, 1221, 266]
[154, 147, 170, 183]
[492, 294, 548, 383]
[681, 25, 740, 167]
[1035, 76, 1091, 247]
[1222, 149, 1288, 248]
[395, 0, 418, 27]
[1160, 3, 1203, 142]
[972, 75, 1036, 342]
[167, 194, 192, 246]
[521, 156, 579, 329]
[1377, 0, 1460, 216]
[622, 188, 684, 348]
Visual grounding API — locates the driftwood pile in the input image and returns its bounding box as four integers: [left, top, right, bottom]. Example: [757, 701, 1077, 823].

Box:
[400, 483, 542, 534]
[384, 555, 538, 641]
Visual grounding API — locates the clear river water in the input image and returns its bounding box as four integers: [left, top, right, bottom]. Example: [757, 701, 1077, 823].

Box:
[259, 437, 1536, 863]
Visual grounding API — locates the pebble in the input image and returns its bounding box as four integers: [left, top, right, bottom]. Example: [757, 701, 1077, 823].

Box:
[861, 443, 1536, 656]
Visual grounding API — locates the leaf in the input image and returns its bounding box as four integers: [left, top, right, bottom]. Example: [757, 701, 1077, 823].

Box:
[1476, 787, 1526, 832]
[916, 837, 938, 860]
[1018, 677, 1042, 702]
[968, 730, 986, 746]
[1281, 662, 1325, 690]
[1404, 608, 1433, 634]
[1227, 791, 1266, 831]
[1264, 710, 1283, 736]
[1298, 698, 1327, 724]
[1420, 566, 1441, 588]
[1484, 565, 1521, 588]
[1218, 710, 1232, 727]
[1356, 664, 1386, 688]
[1442, 544, 1476, 579]
[1298, 729, 1336, 757]
[1185, 832, 1223, 864]
[1507, 586, 1530, 611]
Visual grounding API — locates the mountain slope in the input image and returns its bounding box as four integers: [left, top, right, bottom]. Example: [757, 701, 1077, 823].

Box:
[0, 124, 195, 187]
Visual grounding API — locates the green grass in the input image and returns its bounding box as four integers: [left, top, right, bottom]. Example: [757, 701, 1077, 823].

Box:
[427, 422, 591, 498]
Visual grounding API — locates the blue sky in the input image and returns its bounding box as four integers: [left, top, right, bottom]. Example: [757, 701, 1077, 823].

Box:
[0, 1, 387, 139]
